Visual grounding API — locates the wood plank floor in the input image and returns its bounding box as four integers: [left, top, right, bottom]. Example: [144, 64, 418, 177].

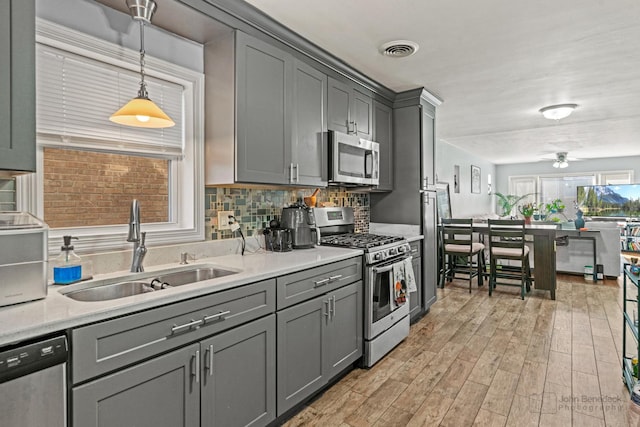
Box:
[283, 274, 640, 426]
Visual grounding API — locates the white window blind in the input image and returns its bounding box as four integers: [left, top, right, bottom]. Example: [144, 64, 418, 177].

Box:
[36, 43, 184, 157]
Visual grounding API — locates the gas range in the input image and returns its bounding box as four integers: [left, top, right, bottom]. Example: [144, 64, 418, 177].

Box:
[313, 207, 410, 265]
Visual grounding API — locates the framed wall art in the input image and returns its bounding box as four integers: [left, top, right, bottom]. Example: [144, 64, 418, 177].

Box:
[471, 165, 481, 194]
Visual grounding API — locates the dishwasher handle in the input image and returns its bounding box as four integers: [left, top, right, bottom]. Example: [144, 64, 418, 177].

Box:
[0, 335, 68, 385]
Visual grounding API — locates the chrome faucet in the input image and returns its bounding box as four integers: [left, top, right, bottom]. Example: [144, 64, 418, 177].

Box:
[127, 199, 147, 272]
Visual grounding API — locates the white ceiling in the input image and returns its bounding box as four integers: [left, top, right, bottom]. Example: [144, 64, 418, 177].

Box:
[243, 0, 640, 165]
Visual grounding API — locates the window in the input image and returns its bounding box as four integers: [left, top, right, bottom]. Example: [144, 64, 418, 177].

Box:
[508, 170, 632, 219]
[20, 19, 205, 254]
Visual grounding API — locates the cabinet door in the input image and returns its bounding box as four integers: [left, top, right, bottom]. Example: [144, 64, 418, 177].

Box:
[325, 281, 363, 378]
[327, 76, 351, 134]
[373, 100, 393, 191]
[353, 87, 372, 139]
[73, 343, 200, 427]
[201, 315, 276, 427]
[236, 32, 291, 184]
[291, 60, 328, 187]
[409, 256, 423, 321]
[276, 295, 327, 415]
[0, 0, 35, 173]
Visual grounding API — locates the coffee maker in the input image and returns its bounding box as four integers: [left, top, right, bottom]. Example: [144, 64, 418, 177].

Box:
[281, 204, 316, 249]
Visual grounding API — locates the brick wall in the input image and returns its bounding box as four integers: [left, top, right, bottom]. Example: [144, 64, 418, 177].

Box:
[43, 147, 169, 228]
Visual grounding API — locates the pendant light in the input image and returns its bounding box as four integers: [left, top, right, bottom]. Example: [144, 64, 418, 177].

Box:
[110, 0, 175, 128]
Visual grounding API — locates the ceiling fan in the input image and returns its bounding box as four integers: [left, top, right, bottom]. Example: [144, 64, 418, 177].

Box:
[539, 152, 581, 168]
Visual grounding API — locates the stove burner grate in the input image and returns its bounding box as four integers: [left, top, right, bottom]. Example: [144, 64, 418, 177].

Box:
[320, 233, 405, 249]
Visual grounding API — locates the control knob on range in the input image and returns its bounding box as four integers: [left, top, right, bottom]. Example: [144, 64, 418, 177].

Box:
[373, 252, 383, 261]
[398, 245, 407, 253]
[389, 248, 397, 256]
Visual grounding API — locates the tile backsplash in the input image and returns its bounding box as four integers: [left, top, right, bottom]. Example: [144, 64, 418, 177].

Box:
[205, 187, 370, 240]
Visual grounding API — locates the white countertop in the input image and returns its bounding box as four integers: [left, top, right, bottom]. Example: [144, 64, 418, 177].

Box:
[369, 223, 423, 242]
[0, 246, 362, 347]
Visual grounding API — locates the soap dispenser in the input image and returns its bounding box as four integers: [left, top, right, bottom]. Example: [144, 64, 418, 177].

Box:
[51, 235, 85, 285]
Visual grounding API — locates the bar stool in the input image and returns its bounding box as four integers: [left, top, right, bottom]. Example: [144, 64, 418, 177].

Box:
[487, 219, 532, 300]
[441, 218, 485, 293]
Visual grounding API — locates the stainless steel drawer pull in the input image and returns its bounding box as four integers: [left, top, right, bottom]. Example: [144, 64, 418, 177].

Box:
[314, 278, 330, 287]
[324, 300, 330, 317]
[203, 310, 231, 323]
[329, 274, 343, 281]
[411, 249, 419, 254]
[328, 297, 334, 318]
[171, 319, 203, 334]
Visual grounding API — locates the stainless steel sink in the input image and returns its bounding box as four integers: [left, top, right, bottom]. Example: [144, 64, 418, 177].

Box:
[64, 281, 155, 302]
[153, 267, 237, 287]
[60, 264, 239, 302]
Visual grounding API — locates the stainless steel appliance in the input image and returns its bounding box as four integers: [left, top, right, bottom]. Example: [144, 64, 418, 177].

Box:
[329, 130, 380, 186]
[314, 206, 411, 367]
[264, 228, 293, 252]
[0, 212, 48, 307]
[281, 205, 316, 249]
[0, 335, 68, 426]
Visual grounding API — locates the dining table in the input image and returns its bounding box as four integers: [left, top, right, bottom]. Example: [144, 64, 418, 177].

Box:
[468, 222, 559, 300]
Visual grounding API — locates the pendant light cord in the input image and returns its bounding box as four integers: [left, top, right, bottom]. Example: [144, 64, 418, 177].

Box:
[137, 20, 148, 99]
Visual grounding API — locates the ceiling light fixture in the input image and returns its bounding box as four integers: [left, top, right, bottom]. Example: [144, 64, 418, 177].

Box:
[539, 103, 578, 120]
[552, 152, 569, 168]
[110, 0, 175, 128]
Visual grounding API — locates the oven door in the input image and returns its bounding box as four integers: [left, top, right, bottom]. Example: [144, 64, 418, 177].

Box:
[366, 256, 411, 340]
[330, 130, 379, 186]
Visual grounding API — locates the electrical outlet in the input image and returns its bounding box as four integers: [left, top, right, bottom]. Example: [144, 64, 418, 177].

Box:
[217, 210, 234, 230]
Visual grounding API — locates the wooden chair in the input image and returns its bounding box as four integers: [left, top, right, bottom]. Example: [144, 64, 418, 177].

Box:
[441, 218, 485, 293]
[487, 219, 532, 300]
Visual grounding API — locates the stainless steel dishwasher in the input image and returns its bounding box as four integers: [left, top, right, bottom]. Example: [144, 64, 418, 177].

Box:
[0, 335, 68, 426]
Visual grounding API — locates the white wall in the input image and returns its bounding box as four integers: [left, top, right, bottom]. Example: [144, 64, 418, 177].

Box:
[436, 140, 496, 217]
[36, 0, 204, 72]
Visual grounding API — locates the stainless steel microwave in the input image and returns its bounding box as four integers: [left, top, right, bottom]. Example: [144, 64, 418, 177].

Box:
[329, 130, 380, 186]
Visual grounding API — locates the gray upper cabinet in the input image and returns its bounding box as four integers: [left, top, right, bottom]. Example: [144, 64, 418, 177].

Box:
[235, 32, 291, 184]
[327, 76, 372, 140]
[291, 60, 328, 186]
[206, 31, 328, 187]
[373, 100, 393, 191]
[0, 0, 35, 174]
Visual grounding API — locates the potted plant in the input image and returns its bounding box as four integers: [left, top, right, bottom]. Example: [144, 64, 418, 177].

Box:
[518, 202, 535, 224]
[495, 192, 534, 217]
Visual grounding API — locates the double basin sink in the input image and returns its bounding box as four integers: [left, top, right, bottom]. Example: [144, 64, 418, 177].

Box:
[60, 264, 238, 302]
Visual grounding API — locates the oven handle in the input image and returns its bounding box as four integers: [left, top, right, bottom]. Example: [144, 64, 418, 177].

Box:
[371, 255, 411, 274]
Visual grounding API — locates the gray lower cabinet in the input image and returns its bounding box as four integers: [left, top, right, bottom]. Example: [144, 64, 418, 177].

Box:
[276, 280, 362, 415]
[74, 315, 276, 427]
[0, 0, 36, 174]
[73, 342, 201, 427]
[373, 100, 393, 191]
[327, 76, 372, 140]
[409, 240, 423, 322]
[201, 315, 276, 427]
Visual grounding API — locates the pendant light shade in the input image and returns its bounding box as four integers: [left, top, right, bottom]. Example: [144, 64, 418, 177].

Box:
[110, 0, 175, 129]
[110, 97, 175, 128]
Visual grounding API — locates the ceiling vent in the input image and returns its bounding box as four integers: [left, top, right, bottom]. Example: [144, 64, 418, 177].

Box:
[379, 40, 419, 58]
